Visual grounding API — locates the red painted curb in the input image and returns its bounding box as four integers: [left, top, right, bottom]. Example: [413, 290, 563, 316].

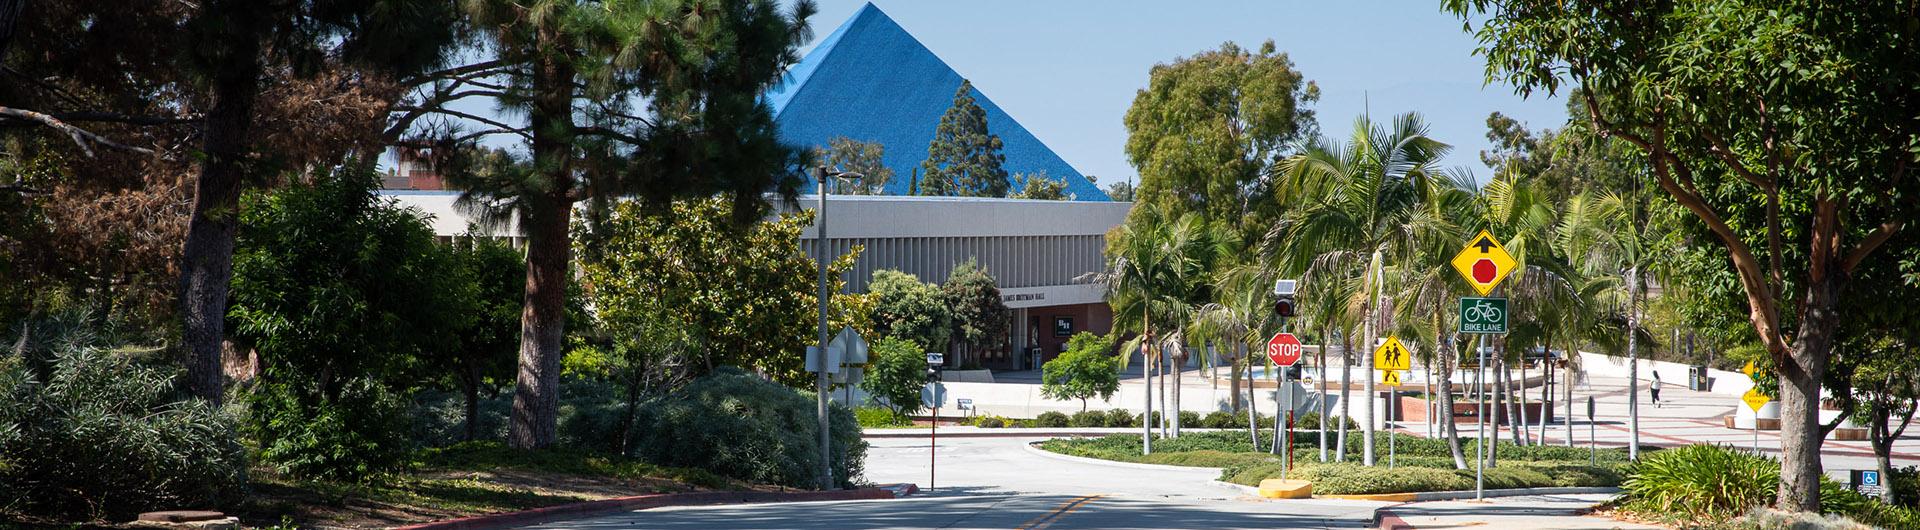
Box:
[390, 488, 895, 530]
[1376, 508, 1414, 530]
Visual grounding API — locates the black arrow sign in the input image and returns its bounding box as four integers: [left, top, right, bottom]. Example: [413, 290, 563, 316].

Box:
[1474, 236, 1496, 253]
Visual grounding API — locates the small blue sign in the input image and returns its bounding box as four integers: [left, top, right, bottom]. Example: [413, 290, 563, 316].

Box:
[1863, 470, 1881, 487]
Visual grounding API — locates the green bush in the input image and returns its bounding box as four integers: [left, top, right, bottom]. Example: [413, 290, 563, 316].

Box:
[633, 368, 866, 489]
[973, 416, 1006, 428]
[1067, 410, 1104, 427]
[1103, 409, 1136, 427]
[408, 388, 511, 447]
[860, 337, 929, 416]
[1622, 444, 1780, 521]
[0, 346, 248, 520]
[1296, 412, 1357, 430]
[1618, 444, 1920, 529]
[1202, 411, 1240, 428]
[856, 406, 911, 428]
[1034, 411, 1071, 428]
[1178, 411, 1203, 428]
[1040, 333, 1121, 409]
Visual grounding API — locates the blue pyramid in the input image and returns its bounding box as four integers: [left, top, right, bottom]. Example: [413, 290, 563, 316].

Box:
[765, 3, 1108, 201]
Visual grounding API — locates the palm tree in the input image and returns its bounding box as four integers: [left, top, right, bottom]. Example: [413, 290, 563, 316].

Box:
[1386, 168, 1478, 469]
[1554, 188, 1664, 460]
[1089, 203, 1211, 453]
[1195, 263, 1278, 448]
[1268, 113, 1451, 466]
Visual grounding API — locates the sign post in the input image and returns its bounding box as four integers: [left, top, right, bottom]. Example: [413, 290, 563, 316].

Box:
[924, 353, 946, 492]
[1268, 332, 1303, 480]
[1380, 365, 1404, 469]
[1451, 230, 1518, 501]
[1743, 388, 1772, 454]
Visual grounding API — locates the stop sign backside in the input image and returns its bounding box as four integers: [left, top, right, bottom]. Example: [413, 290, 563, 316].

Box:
[1267, 332, 1302, 367]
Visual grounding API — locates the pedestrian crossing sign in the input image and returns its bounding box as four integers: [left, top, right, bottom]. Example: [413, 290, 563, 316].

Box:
[1742, 388, 1772, 412]
[1374, 337, 1411, 371]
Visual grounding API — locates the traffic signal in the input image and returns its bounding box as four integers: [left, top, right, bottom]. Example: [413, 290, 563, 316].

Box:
[1272, 279, 1298, 318]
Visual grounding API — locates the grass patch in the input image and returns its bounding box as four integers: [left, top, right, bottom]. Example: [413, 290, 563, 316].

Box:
[1037, 430, 1631, 495]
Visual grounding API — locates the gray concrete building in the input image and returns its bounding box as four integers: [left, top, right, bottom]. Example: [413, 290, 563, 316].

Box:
[382, 191, 1130, 371]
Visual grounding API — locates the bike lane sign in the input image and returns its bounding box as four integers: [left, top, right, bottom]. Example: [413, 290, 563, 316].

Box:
[1458, 297, 1508, 334]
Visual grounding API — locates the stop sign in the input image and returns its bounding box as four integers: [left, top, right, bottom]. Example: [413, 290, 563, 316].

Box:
[1267, 332, 1302, 367]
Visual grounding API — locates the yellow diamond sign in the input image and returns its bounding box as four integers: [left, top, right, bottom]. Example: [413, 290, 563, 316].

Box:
[1743, 388, 1772, 412]
[1451, 230, 1519, 296]
[1381, 370, 1406, 387]
[1373, 336, 1411, 371]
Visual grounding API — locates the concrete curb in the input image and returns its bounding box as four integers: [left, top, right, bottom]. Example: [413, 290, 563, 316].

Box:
[1019, 441, 1230, 474]
[389, 488, 897, 530]
[1330, 486, 1620, 502]
[1370, 488, 1621, 530]
[864, 430, 1112, 439]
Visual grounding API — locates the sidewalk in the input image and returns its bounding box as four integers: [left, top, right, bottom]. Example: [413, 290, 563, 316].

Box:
[1379, 493, 1663, 530]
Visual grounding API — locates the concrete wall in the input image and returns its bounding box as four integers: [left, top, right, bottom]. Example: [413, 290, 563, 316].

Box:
[1575, 351, 1752, 396]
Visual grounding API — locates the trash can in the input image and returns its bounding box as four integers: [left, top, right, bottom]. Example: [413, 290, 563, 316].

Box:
[1689, 365, 1710, 391]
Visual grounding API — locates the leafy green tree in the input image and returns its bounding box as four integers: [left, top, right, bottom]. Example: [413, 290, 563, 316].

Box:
[814, 137, 892, 194]
[940, 259, 1010, 367]
[403, 0, 817, 449]
[1446, 1, 1920, 508]
[1042, 332, 1122, 411]
[919, 80, 1008, 197]
[1104, 180, 1137, 202]
[227, 162, 470, 480]
[1012, 171, 1073, 200]
[5, 0, 465, 403]
[576, 198, 859, 388]
[1123, 40, 1317, 233]
[440, 237, 525, 442]
[860, 337, 928, 417]
[868, 270, 952, 351]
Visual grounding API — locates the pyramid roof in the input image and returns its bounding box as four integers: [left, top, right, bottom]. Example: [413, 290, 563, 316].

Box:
[765, 3, 1107, 201]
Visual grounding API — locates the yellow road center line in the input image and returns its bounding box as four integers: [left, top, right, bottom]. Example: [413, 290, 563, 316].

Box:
[1030, 494, 1103, 530]
[1016, 494, 1104, 529]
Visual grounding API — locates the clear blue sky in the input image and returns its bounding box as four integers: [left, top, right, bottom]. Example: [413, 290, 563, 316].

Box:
[794, 0, 1569, 187]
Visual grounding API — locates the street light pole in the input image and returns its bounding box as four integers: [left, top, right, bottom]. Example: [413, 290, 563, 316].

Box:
[814, 166, 833, 491]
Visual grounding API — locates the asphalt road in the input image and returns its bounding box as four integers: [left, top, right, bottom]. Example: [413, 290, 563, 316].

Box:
[523, 436, 1386, 529]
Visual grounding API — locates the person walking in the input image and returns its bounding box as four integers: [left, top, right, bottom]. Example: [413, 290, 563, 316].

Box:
[1650, 372, 1663, 408]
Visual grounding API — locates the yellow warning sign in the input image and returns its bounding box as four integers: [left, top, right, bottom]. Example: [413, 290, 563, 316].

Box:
[1381, 370, 1406, 387]
[1373, 337, 1411, 371]
[1742, 360, 1757, 378]
[1450, 230, 1519, 296]
[1742, 388, 1772, 412]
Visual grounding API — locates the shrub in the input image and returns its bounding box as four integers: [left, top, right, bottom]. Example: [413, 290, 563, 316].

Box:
[860, 337, 929, 416]
[1066, 410, 1104, 427]
[634, 368, 866, 489]
[1034, 411, 1071, 428]
[856, 406, 911, 428]
[1296, 412, 1357, 430]
[1040, 333, 1120, 410]
[1201, 411, 1241, 428]
[1103, 409, 1136, 427]
[973, 416, 1006, 428]
[1621, 444, 1779, 521]
[408, 388, 510, 448]
[1178, 411, 1203, 428]
[0, 346, 248, 521]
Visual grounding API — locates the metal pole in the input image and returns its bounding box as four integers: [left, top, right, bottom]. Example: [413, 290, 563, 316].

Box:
[1475, 333, 1487, 500]
[1388, 387, 1396, 469]
[814, 168, 833, 490]
[1753, 415, 1760, 455]
[1281, 366, 1290, 481]
[931, 403, 937, 492]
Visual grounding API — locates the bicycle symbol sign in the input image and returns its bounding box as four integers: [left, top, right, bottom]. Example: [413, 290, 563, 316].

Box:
[1457, 297, 1508, 334]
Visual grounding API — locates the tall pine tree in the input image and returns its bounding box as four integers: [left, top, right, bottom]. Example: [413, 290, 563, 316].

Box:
[919, 80, 1008, 197]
